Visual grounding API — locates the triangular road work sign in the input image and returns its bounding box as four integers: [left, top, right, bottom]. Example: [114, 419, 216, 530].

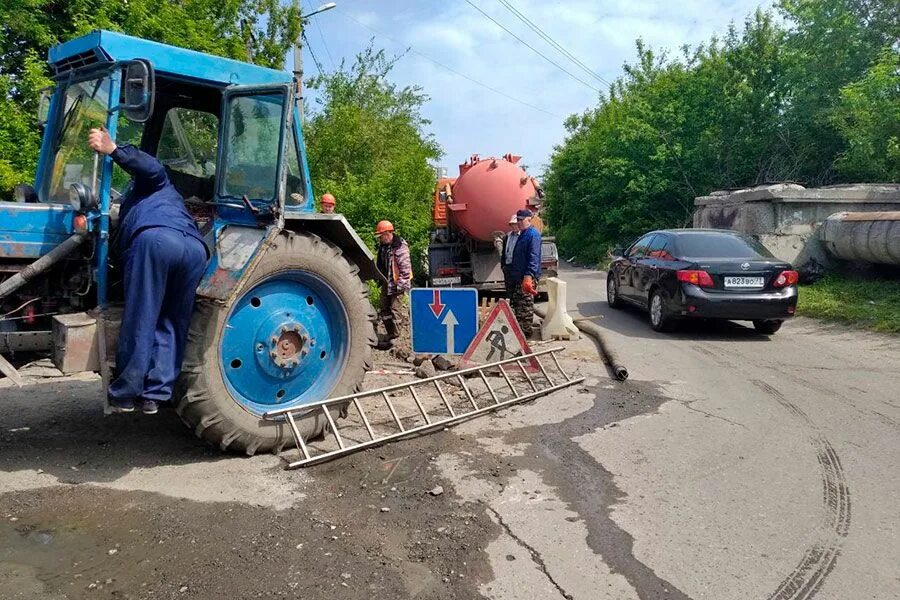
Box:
[460, 300, 539, 372]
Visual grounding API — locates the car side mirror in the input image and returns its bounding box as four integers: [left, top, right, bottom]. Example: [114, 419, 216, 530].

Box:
[118, 60, 155, 123]
[611, 247, 625, 258]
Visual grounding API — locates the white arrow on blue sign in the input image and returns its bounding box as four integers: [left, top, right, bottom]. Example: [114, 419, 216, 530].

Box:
[409, 288, 478, 355]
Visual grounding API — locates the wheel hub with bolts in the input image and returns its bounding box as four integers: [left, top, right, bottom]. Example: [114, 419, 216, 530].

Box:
[253, 317, 315, 378]
[221, 273, 345, 411]
[270, 324, 312, 369]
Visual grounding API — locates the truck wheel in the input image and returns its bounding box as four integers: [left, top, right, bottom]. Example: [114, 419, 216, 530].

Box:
[175, 231, 376, 455]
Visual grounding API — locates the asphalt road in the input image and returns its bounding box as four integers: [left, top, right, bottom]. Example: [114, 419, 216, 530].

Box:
[0, 264, 897, 600]
[554, 263, 899, 600]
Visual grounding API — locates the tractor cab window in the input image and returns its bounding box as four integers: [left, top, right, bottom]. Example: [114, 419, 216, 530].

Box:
[284, 127, 305, 206]
[157, 108, 218, 202]
[47, 77, 112, 203]
[221, 93, 284, 202]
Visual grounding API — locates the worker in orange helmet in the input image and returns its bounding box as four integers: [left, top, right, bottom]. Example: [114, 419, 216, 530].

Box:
[374, 220, 412, 346]
[320, 193, 336, 214]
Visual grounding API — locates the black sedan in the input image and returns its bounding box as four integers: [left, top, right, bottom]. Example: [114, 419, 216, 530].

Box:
[606, 229, 798, 334]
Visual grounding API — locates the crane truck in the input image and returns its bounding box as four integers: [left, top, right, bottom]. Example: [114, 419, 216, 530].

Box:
[0, 30, 380, 455]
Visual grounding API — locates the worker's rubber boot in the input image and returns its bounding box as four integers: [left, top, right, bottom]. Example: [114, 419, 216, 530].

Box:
[385, 319, 400, 340]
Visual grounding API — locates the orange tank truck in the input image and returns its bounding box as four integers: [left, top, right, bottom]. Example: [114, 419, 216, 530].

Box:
[427, 154, 558, 296]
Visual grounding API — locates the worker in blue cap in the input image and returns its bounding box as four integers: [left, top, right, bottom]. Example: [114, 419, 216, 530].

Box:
[506, 209, 541, 337]
[88, 127, 209, 415]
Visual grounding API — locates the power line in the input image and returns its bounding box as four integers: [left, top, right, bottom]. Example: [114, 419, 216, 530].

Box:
[462, 0, 600, 92]
[303, 31, 324, 76]
[336, 8, 562, 118]
[495, 0, 612, 87]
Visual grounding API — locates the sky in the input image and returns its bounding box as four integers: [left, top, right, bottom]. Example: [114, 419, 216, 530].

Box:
[296, 0, 771, 178]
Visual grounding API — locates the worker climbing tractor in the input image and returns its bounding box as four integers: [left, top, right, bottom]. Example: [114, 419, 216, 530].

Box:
[89, 127, 209, 415]
[375, 220, 412, 347]
[506, 209, 541, 337]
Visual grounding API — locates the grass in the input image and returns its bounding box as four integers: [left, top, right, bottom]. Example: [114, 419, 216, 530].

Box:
[798, 273, 900, 333]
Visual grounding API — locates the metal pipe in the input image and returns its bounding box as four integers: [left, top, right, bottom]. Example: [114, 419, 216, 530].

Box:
[0, 233, 87, 300]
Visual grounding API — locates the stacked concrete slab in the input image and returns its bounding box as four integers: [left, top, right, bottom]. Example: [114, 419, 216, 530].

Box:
[693, 183, 900, 274]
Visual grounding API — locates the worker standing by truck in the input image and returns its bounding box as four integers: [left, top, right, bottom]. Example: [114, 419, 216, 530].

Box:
[375, 220, 412, 345]
[501, 213, 519, 297]
[88, 127, 209, 415]
[507, 209, 541, 337]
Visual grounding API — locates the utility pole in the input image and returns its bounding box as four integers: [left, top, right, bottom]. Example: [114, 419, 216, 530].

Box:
[292, 3, 336, 125]
[293, 37, 304, 124]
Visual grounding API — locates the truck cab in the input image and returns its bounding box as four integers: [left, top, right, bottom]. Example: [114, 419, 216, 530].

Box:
[1, 31, 378, 454]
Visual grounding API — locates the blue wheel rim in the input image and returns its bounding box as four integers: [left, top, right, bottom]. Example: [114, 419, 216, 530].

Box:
[220, 271, 350, 415]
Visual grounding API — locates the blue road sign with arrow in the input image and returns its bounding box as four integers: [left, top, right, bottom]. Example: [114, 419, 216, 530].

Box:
[409, 288, 478, 355]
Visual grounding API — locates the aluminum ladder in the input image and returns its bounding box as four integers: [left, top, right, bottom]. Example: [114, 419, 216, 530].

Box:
[264, 346, 585, 468]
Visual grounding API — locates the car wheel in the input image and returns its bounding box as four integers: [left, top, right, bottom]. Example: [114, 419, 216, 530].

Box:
[606, 275, 622, 309]
[753, 319, 783, 335]
[649, 289, 675, 332]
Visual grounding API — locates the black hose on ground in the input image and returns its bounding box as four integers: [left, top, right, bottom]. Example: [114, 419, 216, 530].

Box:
[0, 233, 88, 300]
[534, 306, 629, 381]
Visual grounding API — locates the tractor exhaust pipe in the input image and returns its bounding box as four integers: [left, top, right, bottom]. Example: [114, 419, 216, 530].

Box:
[0, 233, 88, 300]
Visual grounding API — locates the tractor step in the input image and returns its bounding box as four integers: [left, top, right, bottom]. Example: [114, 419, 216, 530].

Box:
[263, 347, 584, 468]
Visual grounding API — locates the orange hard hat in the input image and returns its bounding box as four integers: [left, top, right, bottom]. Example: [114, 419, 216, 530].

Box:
[321, 193, 335, 206]
[374, 220, 395, 235]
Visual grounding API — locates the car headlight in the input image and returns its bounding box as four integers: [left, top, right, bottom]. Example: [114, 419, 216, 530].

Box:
[69, 183, 97, 212]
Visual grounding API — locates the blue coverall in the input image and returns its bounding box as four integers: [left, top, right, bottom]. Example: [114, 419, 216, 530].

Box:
[107, 145, 209, 404]
[507, 225, 542, 283]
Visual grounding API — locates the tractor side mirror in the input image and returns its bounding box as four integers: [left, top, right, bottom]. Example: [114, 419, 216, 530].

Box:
[37, 87, 53, 127]
[118, 60, 155, 123]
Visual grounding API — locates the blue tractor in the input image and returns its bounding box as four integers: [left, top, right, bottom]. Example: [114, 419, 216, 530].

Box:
[0, 31, 379, 454]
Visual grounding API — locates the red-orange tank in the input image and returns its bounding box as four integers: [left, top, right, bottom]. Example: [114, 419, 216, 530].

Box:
[447, 154, 540, 243]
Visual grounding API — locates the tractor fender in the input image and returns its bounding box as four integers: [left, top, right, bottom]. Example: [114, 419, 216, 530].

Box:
[196, 225, 278, 305]
[284, 213, 383, 283]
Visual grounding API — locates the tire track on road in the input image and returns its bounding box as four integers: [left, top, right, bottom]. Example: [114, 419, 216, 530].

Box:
[751, 380, 851, 600]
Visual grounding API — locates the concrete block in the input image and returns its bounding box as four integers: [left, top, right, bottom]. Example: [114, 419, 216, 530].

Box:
[540, 278, 578, 341]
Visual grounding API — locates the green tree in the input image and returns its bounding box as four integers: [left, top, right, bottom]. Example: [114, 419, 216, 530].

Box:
[545, 11, 788, 260]
[304, 46, 441, 278]
[831, 49, 900, 181]
[0, 0, 302, 194]
[777, 0, 899, 183]
[544, 1, 899, 262]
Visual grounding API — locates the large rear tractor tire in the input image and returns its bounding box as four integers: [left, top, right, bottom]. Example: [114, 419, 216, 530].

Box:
[175, 231, 376, 455]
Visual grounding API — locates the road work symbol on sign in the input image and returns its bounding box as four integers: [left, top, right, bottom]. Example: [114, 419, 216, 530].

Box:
[410, 288, 478, 355]
[461, 300, 539, 371]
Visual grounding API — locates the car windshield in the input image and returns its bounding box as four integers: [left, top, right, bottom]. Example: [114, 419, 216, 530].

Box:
[674, 232, 774, 259]
[47, 77, 112, 203]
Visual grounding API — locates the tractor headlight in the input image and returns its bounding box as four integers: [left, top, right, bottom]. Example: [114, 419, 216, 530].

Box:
[69, 183, 97, 212]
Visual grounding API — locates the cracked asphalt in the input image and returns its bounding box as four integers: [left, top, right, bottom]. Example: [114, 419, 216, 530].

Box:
[1, 263, 898, 599]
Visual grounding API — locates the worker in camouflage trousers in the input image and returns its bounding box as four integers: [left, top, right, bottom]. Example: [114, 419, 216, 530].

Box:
[375, 220, 412, 344]
[506, 209, 541, 337]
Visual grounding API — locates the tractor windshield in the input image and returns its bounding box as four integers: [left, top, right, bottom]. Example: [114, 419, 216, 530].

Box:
[47, 76, 112, 203]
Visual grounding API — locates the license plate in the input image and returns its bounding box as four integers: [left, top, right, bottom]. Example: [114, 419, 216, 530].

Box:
[724, 276, 764, 288]
[432, 276, 461, 286]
